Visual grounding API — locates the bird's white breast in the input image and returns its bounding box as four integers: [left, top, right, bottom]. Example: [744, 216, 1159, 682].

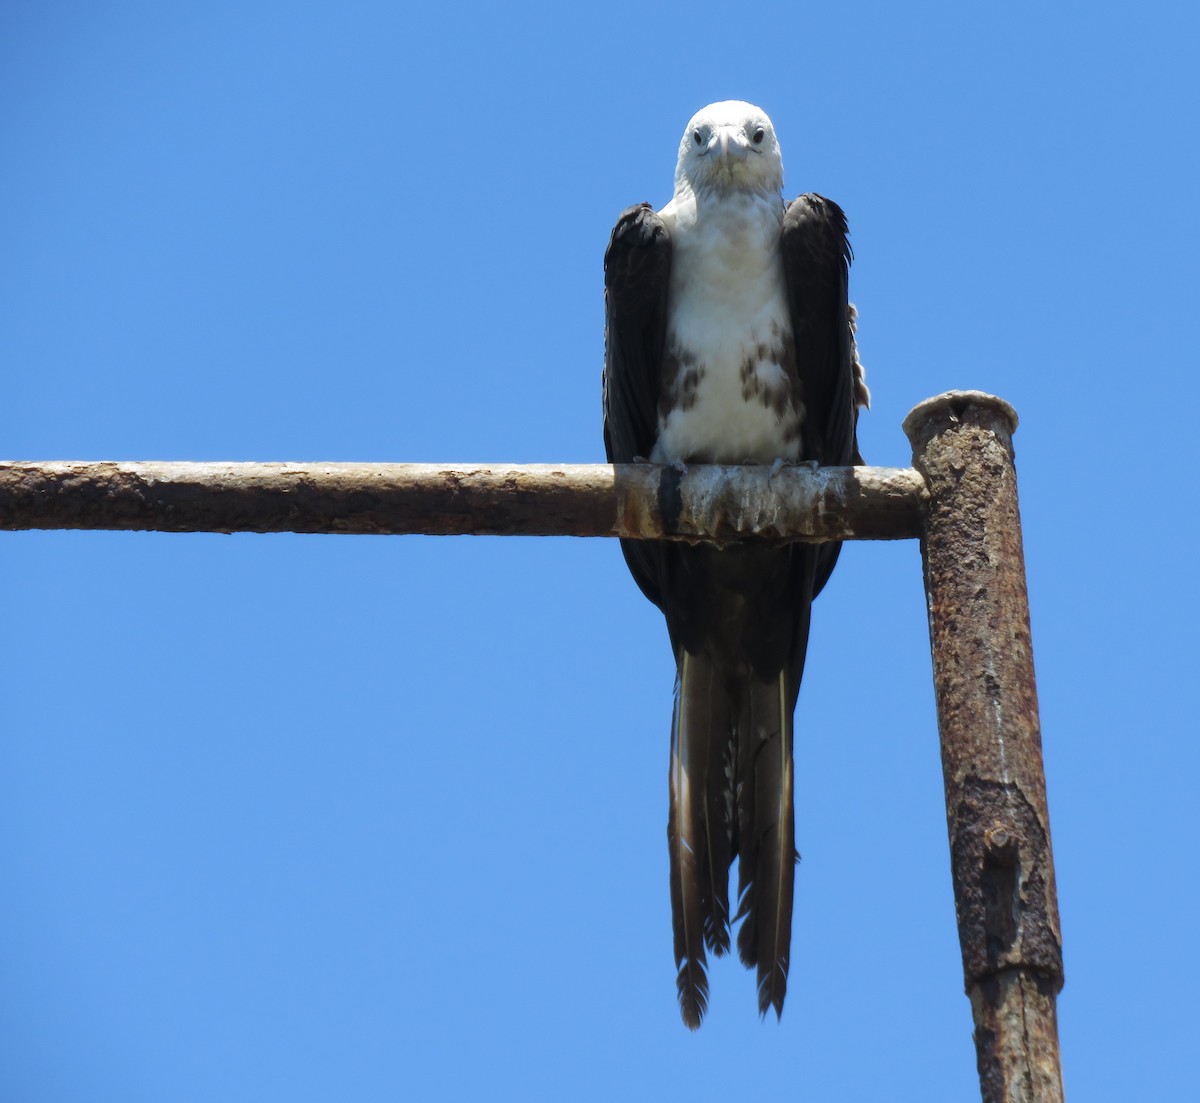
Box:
[652, 191, 803, 465]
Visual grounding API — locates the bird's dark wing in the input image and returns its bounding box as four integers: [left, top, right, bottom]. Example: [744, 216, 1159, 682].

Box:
[781, 193, 864, 600]
[603, 203, 672, 609]
[781, 193, 860, 468]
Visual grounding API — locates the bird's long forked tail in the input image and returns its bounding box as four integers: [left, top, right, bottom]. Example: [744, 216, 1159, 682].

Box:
[734, 670, 797, 1020]
[668, 651, 734, 1030]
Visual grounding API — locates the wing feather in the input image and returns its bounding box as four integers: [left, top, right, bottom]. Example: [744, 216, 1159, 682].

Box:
[782, 193, 864, 601]
[734, 672, 797, 1020]
[668, 652, 710, 1029]
[781, 193, 861, 469]
[603, 203, 673, 609]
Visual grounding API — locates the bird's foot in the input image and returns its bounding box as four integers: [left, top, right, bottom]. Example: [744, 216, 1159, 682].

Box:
[765, 457, 818, 489]
[669, 459, 689, 477]
[766, 457, 791, 490]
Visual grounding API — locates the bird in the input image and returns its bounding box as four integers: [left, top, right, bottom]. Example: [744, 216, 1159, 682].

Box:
[602, 101, 868, 1028]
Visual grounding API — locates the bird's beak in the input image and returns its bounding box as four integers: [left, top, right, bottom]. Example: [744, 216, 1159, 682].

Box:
[709, 126, 750, 162]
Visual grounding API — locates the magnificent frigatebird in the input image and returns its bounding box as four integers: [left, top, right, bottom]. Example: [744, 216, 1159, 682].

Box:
[603, 100, 868, 1027]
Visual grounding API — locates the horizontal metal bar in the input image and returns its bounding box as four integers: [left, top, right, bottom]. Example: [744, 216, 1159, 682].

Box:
[0, 460, 926, 541]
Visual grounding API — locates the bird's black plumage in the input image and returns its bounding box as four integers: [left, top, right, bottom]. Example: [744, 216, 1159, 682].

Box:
[603, 103, 865, 1028]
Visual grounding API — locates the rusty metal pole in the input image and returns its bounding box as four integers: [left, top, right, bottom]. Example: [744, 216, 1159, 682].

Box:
[903, 392, 1064, 1103]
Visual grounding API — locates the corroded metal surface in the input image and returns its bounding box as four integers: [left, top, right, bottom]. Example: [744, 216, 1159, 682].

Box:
[0, 460, 925, 542]
[971, 969, 1064, 1103]
[904, 392, 1064, 1103]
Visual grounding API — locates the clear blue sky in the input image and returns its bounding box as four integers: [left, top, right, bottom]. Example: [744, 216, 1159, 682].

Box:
[2, 2, 1196, 1100]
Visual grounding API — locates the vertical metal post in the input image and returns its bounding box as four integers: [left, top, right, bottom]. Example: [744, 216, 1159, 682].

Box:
[903, 392, 1065, 1102]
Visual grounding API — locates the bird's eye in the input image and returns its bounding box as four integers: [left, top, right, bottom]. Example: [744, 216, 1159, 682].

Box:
[752, 127, 765, 145]
[692, 129, 703, 146]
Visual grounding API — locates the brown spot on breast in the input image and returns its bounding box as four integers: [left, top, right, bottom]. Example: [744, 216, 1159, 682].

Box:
[660, 345, 705, 416]
[739, 338, 802, 421]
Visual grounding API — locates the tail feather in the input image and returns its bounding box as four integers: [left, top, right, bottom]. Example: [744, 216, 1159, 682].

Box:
[668, 651, 734, 1028]
[734, 671, 797, 1020]
[702, 685, 734, 957]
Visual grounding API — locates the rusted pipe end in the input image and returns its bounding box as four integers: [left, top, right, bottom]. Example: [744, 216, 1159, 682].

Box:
[902, 391, 1019, 457]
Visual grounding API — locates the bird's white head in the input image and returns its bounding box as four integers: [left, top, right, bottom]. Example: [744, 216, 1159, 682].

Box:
[673, 100, 784, 200]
